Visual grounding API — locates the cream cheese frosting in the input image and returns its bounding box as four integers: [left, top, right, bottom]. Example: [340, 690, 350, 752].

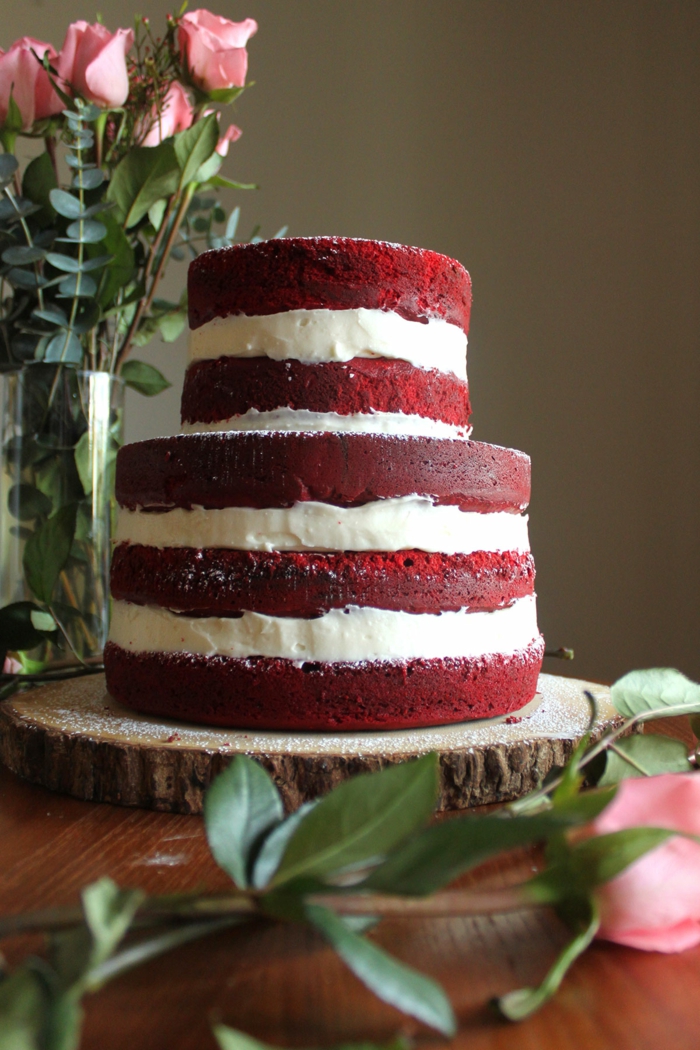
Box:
[181, 407, 471, 438]
[188, 307, 468, 379]
[109, 595, 539, 663]
[115, 497, 531, 555]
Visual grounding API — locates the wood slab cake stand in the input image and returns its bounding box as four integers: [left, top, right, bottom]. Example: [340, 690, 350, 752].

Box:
[0, 672, 619, 814]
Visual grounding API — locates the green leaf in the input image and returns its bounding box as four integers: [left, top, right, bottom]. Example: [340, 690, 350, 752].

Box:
[204, 756, 284, 889]
[598, 735, 691, 784]
[364, 806, 609, 897]
[72, 168, 105, 191]
[497, 900, 599, 1021]
[56, 274, 97, 300]
[23, 503, 77, 603]
[64, 219, 107, 243]
[212, 1027, 411, 1050]
[8, 482, 52, 520]
[0, 964, 51, 1050]
[611, 668, 700, 718]
[307, 905, 456, 1037]
[49, 189, 83, 220]
[82, 877, 145, 971]
[2, 245, 46, 265]
[44, 332, 83, 365]
[272, 756, 438, 887]
[530, 828, 675, 904]
[0, 601, 57, 656]
[87, 212, 135, 308]
[207, 86, 246, 105]
[22, 151, 57, 224]
[207, 175, 257, 191]
[194, 151, 222, 185]
[106, 142, 180, 228]
[33, 307, 68, 327]
[0, 152, 19, 187]
[120, 360, 171, 397]
[174, 114, 219, 190]
[252, 801, 319, 889]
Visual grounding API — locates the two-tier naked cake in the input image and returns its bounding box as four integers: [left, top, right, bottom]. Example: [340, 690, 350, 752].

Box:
[104, 237, 544, 730]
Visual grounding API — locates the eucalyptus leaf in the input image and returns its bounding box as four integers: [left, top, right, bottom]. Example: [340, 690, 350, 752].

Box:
[106, 142, 180, 228]
[33, 306, 69, 327]
[120, 360, 171, 396]
[307, 905, 456, 1037]
[23, 502, 78, 603]
[65, 219, 107, 243]
[0, 198, 39, 223]
[56, 274, 97, 299]
[49, 189, 83, 220]
[7, 267, 45, 290]
[44, 332, 83, 365]
[72, 168, 105, 191]
[272, 754, 438, 887]
[45, 253, 83, 273]
[0, 152, 19, 185]
[204, 755, 284, 888]
[174, 114, 219, 189]
[2, 245, 45, 265]
[598, 735, 691, 784]
[8, 482, 52, 520]
[72, 301, 101, 335]
[225, 206, 240, 242]
[497, 901, 599, 1022]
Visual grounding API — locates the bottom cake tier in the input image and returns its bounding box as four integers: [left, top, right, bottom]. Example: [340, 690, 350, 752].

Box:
[103, 636, 545, 731]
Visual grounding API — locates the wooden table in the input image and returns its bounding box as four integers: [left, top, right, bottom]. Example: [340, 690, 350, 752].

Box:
[2, 720, 699, 1050]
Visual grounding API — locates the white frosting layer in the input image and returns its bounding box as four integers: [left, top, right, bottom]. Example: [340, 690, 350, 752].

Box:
[188, 308, 468, 379]
[181, 407, 471, 438]
[115, 498, 530, 555]
[109, 595, 539, 663]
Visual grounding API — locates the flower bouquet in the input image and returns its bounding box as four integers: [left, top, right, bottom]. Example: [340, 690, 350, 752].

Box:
[0, 8, 262, 680]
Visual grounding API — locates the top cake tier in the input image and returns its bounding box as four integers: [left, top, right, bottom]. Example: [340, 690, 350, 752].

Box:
[184, 238, 473, 437]
[188, 237, 472, 331]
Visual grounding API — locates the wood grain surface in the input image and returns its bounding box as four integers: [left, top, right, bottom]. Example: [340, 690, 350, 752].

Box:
[0, 673, 621, 813]
[1, 718, 699, 1050]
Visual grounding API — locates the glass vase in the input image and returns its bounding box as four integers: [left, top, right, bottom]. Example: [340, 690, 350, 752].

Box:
[0, 365, 124, 671]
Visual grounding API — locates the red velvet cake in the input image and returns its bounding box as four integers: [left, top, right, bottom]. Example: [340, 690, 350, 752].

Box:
[105, 237, 544, 730]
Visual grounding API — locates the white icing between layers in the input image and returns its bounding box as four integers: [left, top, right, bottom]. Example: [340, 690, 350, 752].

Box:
[181, 407, 471, 438]
[188, 308, 468, 379]
[109, 595, 539, 663]
[115, 497, 530, 555]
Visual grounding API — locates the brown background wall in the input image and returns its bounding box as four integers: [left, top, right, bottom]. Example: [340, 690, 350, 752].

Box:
[7, 1, 700, 685]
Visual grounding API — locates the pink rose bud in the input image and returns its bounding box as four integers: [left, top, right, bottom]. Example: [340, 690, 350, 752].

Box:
[56, 21, 134, 108]
[0, 37, 62, 129]
[141, 82, 193, 146]
[178, 10, 257, 93]
[2, 656, 22, 675]
[592, 773, 700, 952]
[215, 123, 242, 157]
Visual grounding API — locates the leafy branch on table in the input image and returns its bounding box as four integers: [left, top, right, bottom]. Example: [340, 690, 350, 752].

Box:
[2, 666, 700, 1049]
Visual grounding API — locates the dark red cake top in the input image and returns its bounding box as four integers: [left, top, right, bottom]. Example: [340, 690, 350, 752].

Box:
[115, 432, 530, 512]
[187, 237, 472, 333]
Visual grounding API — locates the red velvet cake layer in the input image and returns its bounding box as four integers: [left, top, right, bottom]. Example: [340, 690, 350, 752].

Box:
[115, 433, 530, 512]
[181, 357, 471, 428]
[188, 238, 472, 334]
[104, 637, 544, 731]
[111, 546, 535, 617]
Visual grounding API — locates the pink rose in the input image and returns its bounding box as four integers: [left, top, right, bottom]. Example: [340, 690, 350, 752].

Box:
[0, 37, 62, 129]
[178, 10, 257, 93]
[216, 123, 242, 157]
[591, 773, 700, 952]
[56, 21, 134, 108]
[141, 82, 193, 146]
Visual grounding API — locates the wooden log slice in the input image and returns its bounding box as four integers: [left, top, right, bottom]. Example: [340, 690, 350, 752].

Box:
[0, 673, 620, 815]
